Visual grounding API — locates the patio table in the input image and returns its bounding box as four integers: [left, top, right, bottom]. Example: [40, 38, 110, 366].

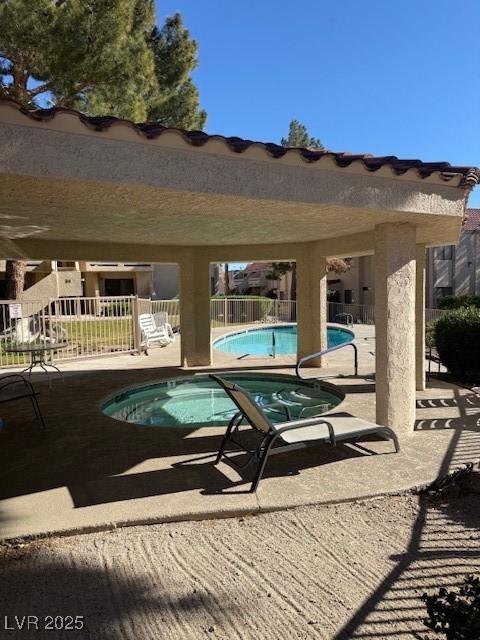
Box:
[4, 342, 68, 387]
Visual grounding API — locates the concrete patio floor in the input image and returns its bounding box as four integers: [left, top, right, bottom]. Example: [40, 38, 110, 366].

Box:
[1, 325, 479, 541]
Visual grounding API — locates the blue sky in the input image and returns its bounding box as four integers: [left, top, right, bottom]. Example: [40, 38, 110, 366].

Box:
[158, 0, 480, 213]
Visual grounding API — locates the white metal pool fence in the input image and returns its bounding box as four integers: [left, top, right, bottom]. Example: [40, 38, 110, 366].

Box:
[0, 296, 138, 367]
[0, 296, 449, 367]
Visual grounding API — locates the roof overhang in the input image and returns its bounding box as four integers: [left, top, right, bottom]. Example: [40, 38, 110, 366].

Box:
[0, 100, 477, 262]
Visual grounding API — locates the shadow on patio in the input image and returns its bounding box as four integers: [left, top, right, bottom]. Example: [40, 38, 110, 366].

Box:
[67, 445, 373, 506]
[0, 364, 374, 507]
[1, 365, 480, 544]
[332, 389, 480, 639]
[0, 548, 239, 640]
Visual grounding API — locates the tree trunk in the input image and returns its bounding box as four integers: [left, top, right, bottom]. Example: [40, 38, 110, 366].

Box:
[224, 263, 231, 296]
[290, 261, 297, 300]
[5, 260, 27, 299]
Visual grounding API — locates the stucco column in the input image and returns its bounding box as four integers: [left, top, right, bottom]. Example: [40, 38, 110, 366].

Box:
[416, 244, 426, 391]
[296, 246, 327, 366]
[375, 223, 416, 434]
[84, 272, 99, 297]
[179, 249, 211, 367]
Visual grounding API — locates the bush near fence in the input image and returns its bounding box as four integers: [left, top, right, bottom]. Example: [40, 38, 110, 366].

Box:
[439, 294, 480, 310]
[434, 306, 480, 384]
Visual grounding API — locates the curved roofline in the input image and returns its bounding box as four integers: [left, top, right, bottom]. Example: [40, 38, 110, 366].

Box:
[2, 98, 479, 187]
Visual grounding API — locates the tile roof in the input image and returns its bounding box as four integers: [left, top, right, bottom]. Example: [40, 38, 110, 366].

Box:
[244, 262, 272, 273]
[2, 99, 479, 186]
[464, 208, 480, 231]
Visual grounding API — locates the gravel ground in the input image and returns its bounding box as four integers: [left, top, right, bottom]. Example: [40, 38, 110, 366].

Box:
[1, 472, 479, 640]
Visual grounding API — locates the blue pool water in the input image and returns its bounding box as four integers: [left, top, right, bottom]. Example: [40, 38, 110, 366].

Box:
[102, 373, 344, 428]
[213, 324, 353, 357]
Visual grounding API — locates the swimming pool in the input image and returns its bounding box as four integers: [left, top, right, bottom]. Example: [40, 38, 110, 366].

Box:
[213, 324, 353, 357]
[102, 373, 344, 428]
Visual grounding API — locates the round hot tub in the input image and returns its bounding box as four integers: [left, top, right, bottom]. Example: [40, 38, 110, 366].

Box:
[101, 372, 344, 428]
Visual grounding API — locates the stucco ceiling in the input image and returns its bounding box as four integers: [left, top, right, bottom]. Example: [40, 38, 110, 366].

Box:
[0, 174, 462, 248]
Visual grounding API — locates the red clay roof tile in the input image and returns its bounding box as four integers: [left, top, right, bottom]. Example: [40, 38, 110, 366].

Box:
[3, 100, 479, 186]
[464, 208, 480, 231]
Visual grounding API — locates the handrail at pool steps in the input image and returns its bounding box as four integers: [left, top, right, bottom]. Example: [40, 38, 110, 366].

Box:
[296, 340, 358, 379]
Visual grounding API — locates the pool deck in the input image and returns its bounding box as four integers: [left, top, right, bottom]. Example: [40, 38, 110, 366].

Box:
[1, 324, 479, 541]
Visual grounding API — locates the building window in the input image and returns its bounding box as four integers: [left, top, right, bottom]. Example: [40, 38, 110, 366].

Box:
[344, 289, 353, 304]
[433, 246, 453, 260]
[104, 278, 135, 296]
[57, 261, 76, 268]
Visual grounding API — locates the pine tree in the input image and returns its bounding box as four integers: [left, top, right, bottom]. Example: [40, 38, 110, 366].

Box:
[223, 264, 231, 296]
[0, 0, 157, 120]
[0, 1, 207, 296]
[147, 14, 206, 129]
[281, 119, 324, 149]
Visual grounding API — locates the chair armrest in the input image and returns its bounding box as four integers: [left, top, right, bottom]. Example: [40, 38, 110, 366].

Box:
[262, 402, 292, 421]
[274, 417, 336, 445]
[165, 323, 175, 340]
[0, 374, 30, 392]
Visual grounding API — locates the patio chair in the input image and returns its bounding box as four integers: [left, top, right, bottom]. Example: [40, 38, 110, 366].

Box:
[153, 312, 176, 340]
[210, 375, 399, 492]
[139, 313, 175, 350]
[0, 374, 46, 430]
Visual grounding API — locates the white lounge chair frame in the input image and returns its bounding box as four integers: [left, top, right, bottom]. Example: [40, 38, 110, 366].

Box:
[211, 375, 399, 492]
[139, 313, 175, 350]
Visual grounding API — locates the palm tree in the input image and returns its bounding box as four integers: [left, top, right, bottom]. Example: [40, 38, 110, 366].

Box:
[223, 263, 231, 296]
[5, 260, 27, 299]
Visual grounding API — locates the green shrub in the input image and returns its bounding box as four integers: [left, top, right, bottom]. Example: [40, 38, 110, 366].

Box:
[434, 306, 480, 384]
[422, 575, 480, 639]
[426, 320, 437, 348]
[439, 295, 480, 310]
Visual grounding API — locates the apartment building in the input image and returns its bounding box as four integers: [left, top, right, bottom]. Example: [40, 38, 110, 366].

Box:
[0, 261, 221, 301]
[327, 256, 375, 306]
[0, 260, 153, 300]
[427, 208, 480, 306]
[81, 261, 154, 297]
[326, 208, 480, 308]
[231, 262, 293, 298]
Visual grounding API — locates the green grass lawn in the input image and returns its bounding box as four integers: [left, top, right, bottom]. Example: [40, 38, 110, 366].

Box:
[0, 315, 258, 366]
[0, 318, 135, 366]
[59, 319, 135, 356]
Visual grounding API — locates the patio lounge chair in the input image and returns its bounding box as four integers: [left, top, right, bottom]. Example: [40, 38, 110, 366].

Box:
[139, 313, 175, 350]
[210, 375, 399, 492]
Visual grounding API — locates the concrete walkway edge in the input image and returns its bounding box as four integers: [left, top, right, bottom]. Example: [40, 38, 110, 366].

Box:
[3, 461, 477, 545]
